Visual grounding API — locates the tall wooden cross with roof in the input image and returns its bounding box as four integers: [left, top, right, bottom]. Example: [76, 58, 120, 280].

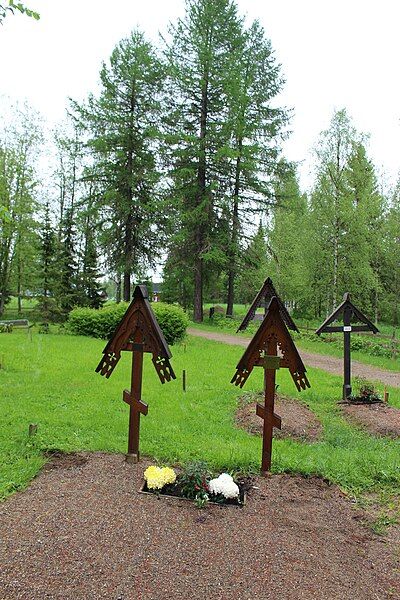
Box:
[316, 292, 378, 400]
[231, 297, 310, 474]
[237, 277, 299, 333]
[96, 285, 176, 463]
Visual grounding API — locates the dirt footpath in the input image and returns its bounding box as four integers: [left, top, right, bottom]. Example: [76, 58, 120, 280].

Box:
[188, 328, 400, 388]
[0, 453, 399, 600]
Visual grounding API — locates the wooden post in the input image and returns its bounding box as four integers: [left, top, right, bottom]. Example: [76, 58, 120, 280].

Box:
[182, 369, 186, 392]
[343, 305, 352, 400]
[126, 343, 145, 463]
[28, 423, 38, 436]
[260, 340, 282, 474]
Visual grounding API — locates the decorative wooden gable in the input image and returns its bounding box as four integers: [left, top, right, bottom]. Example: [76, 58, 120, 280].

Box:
[96, 285, 175, 384]
[232, 297, 309, 392]
[316, 292, 378, 399]
[237, 277, 298, 333]
[316, 292, 379, 335]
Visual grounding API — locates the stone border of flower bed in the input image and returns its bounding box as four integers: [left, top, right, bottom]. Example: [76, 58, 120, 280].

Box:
[139, 464, 249, 508]
[138, 481, 247, 507]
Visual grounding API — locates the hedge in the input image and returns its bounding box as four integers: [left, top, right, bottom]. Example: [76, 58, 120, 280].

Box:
[67, 302, 188, 345]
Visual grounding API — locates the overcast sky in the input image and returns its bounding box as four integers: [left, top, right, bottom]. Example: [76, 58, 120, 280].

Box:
[1, 0, 399, 190]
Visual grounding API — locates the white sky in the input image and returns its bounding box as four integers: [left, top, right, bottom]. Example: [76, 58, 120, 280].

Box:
[1, 0, 400, 191]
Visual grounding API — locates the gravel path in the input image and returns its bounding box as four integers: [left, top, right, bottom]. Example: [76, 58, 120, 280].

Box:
[0, 453, 399, 600]
[188, 328, 400, 388]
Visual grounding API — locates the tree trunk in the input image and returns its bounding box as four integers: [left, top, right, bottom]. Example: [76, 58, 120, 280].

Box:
[115, 274, 121, 304]
[193, 251, 203, 322]
[226, 149, 242, 317]
[123, 270, 131, 302]
[17, 258, 22, 314]
[193, 69, 209, 322]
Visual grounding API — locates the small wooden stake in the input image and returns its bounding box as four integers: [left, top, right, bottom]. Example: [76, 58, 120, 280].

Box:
[384, 387, 389, 403]
[182, 369, 186, 392]
[28, 423, 38, 436]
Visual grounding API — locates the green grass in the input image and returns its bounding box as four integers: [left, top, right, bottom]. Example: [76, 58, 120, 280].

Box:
[1, 330, 400, 506]
[295, 335, 400, 373]
[204, 302, 399, 336]
[190, 320, 400, 373]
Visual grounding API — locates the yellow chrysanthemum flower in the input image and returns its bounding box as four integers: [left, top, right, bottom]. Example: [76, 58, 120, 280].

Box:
[144, 466, 160, 480]
[161, 467, 176, 485]
[144, 465, 176, 490]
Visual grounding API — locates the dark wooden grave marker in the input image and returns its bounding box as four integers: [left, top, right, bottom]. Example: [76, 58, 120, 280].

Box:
[316, 292, 378, 400]
[237, 277, 298, 333]
[231, 297, 310, 474]
[96, 285, 176, 463]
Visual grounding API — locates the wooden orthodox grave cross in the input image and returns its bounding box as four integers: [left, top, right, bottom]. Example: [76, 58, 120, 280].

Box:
[95, 285, 176, 463]
[237, 277, 299, 333]
[316, 292, 378, 400]
[231, 297, 310, 474]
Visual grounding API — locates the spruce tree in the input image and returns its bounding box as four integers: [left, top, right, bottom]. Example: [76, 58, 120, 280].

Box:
[222, 19, 288, 316]
[81, 217, 105, 309]
[55, 207, 81, 313]
[36, 201, 58, 321]
[72, 30, 165, 302]
[164, 0, 243, 321]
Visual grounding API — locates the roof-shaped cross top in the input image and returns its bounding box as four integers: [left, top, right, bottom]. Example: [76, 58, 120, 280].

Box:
[96, 285, 176, 384]
[316, 292, 379, 335]
[231, 296, 310, 473]
[232, 296, 309, 392]
[237, 277, 298, 333]
[315, 292, 378, 400]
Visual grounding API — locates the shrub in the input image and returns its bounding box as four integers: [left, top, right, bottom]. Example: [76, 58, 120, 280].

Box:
[67, 301, 188, 345]
[151, 302, 188, 345]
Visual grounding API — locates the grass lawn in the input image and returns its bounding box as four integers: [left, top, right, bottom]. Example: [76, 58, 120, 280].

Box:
[190, 321, 400, 372]
[1, 330, 400, 514]
[294, 335, 400, 372]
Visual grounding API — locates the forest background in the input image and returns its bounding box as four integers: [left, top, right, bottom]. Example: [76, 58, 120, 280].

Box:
[1, 0, 399, 326]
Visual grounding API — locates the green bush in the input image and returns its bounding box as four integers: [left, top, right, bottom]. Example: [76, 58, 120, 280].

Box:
[67, 301, 188, 345]
[297, 330, 399, 359]
[151, 302, 188, 345]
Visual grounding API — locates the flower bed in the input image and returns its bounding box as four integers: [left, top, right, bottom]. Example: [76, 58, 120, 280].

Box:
[344, 378, 384, 405]
[139, 463, 249, 507]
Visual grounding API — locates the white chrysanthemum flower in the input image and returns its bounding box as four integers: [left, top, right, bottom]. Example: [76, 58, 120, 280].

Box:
[208, 473, 239, 499]
[221, 481, 240, 498]
[218, 473, 234, 483]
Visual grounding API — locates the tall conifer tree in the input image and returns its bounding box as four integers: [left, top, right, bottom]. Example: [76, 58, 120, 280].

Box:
[164, 0, 243, 321]
[72, 30, 164, 301]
